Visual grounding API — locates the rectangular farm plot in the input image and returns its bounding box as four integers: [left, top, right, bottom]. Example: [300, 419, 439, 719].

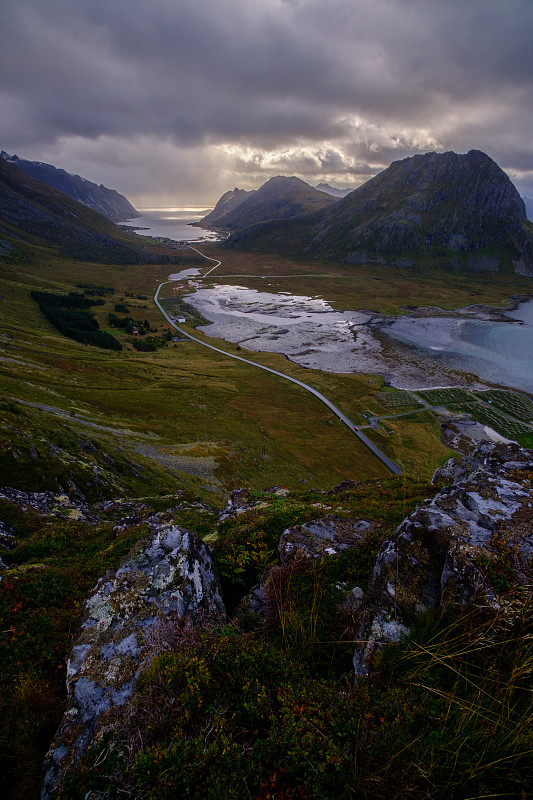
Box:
[473, 390, 533, 422]
[414, 388, 472, 406]
[377, 391, 423, 410]
[448, 402, 533, 440]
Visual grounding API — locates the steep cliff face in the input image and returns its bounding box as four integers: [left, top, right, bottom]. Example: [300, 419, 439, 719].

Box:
[228, 151, 533, 273]
[0, 152, 138, 222]
[328, 149, 526, 255]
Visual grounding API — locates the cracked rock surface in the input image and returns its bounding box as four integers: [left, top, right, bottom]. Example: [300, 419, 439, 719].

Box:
[353, 442, 533, 677]
[41, 523, 225, 799]
[279, 516, 375, 564]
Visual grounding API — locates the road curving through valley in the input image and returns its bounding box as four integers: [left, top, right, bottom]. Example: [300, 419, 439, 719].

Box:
[154, 249, 402, 476]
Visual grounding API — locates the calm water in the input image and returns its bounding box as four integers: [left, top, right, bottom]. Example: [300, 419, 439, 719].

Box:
[126, 207, 219, 242]
[385, 300, 533, 393]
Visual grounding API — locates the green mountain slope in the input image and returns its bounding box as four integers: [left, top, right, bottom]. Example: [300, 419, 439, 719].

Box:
[228, 150, 533, 274]
[0, 151, 138, 222]
[0, 158, 155, 264]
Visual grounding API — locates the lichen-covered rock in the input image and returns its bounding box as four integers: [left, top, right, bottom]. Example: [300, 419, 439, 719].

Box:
[41, 522, 225, 799]
[353, 443, 533, 677]
[218, 487, 253, 521]
[234, 516, 374, 630]
[0, 486, 98, 522]
[218, 486, 290, 522]
[0, 519, 16, 550]
[279, 516, 374, 564]
[340, 586, 365, 615]
[432, 456, 463, 485]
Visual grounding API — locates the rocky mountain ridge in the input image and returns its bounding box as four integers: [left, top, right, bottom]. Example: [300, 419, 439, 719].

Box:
[195, 187, 256, 228]
[0, 152, 138, 222]
[0, 158, 158, 264]
[314, 182, 353, 197]
[198, 175, 338, 232]
[227, 150, 533, 274]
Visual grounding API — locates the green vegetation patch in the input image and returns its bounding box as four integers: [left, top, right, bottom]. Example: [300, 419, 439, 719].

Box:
[75, 283, 115, 296]
[213, 478, 436, 612]
[474, 389, 533, 421]
[59, 602, 533, 800]
[31, 290, 122, 351]
[0, 503, 150, 800]
[377, 390, 423, 410]
[415, 387, 472, 406]
[449, 402, 533, 441]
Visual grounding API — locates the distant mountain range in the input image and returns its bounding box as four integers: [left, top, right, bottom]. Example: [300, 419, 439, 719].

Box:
[314, 183, 353, 198]
[197, 176, 337, 232]
[223, 150, 533, 275]
[0, 157, 156, 264]
[0, 152, 138, 222]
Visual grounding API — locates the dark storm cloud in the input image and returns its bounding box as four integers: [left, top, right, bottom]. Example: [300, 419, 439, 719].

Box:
[1, 0, 532, 201]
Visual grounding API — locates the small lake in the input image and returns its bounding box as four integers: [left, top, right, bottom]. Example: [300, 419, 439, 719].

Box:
[126, 207, 219, 242]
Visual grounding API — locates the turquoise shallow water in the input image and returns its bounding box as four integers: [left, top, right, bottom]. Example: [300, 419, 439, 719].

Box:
[385, 300, 533, 394]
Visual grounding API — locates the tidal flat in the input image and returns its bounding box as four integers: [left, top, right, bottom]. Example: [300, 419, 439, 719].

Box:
[183, 282, 533, 393]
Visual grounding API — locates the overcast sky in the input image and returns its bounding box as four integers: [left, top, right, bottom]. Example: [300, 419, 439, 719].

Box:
[1, 0, 532, 206]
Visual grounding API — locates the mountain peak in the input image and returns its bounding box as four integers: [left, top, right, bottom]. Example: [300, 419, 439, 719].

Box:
[201, 175, 337, 232]
[226, 149, 533, 274]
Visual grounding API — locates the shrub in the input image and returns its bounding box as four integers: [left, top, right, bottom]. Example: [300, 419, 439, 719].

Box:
[59, 602, 533, 800]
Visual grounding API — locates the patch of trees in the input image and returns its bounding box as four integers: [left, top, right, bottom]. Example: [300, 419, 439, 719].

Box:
[114, 303, 130, 313]
[75, 283, 115, 296]
[108, 314, 154, 336]
[131, 332, 172, 352]
[31, 290, 122, 351]
[31, 290, 104, 309]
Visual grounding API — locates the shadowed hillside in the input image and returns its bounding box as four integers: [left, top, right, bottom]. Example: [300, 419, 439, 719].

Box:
[0, 152, 138, 222]
[227, 150, 533, 274]
[0, 158, 157, 264]
[200, 176, 338, 233]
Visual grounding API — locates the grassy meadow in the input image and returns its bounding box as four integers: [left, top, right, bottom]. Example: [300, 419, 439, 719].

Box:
[203, 244, 533, 313]
[0, 242, 461, 501]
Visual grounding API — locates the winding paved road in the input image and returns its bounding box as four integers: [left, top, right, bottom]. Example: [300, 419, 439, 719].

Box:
[154, 252, 402, 476]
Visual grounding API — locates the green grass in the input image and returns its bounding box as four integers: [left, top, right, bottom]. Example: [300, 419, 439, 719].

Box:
[0, 474, 434, 800]
[57, 601, 533, 800]
[3, 250, 416, 493]
[198, 243, 533, 314]
[415, 387, 473, 406]
[474, 389, 533, 421]
[449, 402, 533, 441]
[377, 390, 423, 411]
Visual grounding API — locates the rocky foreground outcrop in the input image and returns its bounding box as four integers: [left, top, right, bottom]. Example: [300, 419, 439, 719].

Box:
[32, 442, 533, 796]
[41, 522, 225, 799]
[352, 442, 533, 675]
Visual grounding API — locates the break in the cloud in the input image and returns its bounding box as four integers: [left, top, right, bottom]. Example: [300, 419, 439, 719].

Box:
[1, 0, 533, 204]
